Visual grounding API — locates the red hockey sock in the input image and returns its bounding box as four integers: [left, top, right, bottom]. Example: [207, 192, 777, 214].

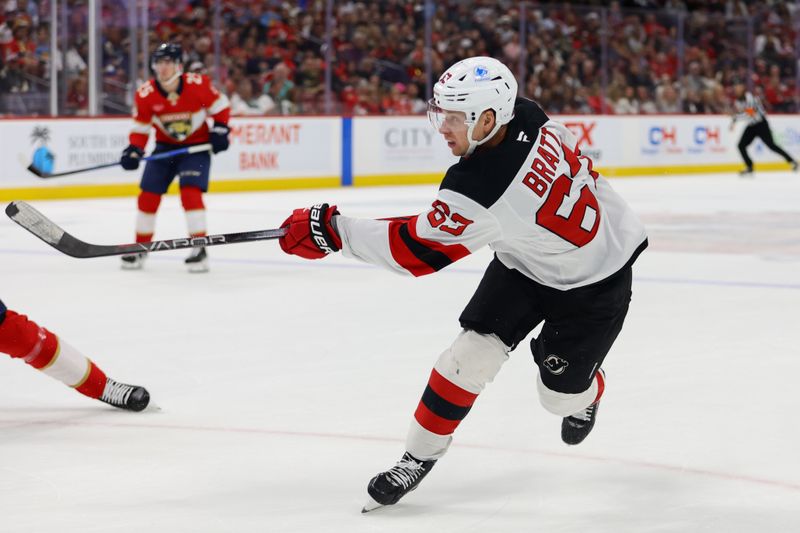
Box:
[180, 186, 207, 237]
[138, 190, 162, 213]
[413, 368, 479, 436]
[136, 191, 162, 243]
[0, 310, 57, 366]
[180, 185, 205, 211]
[74, 361, 107, 399]
[0, 310, 107, 398]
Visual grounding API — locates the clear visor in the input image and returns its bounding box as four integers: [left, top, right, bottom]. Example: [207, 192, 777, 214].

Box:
[153, 57, 179, 68]
[427, 98, 469, 130]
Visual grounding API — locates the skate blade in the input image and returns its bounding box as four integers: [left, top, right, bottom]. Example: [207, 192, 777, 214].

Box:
[361, 496, 384, 513]
[120, 262, 144, 271]
[143, 400, 162, 412]
[186, 260, 209, 273]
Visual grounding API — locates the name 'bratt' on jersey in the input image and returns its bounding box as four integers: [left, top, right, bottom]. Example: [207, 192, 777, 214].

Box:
[520, 124, 601, 248]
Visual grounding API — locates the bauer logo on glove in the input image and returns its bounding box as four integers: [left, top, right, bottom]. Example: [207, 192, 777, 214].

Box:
[310, 204, 338, 254]
[279, 203, 342, 260]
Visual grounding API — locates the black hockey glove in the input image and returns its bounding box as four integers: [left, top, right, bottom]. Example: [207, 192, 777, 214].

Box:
[209, 122, 231, 154]
[120, 145, 144, 171]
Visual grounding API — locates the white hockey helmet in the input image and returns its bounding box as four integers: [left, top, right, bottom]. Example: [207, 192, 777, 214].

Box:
[428, 56, 518, 155]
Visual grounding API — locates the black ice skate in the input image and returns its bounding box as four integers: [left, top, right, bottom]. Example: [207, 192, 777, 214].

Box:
[738, 168, 754, 178]
[561, 369, 605, 445]
[120, 252, 147, 270]
[791, 161, 798, 172]
[99, 378, 150, 412]
[362, 452, 437, 512]
[185, 246, 208, 273]
[562, 400, 600, 445]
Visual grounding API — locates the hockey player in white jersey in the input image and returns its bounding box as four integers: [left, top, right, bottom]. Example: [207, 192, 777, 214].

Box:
[277, 57, 647, 511]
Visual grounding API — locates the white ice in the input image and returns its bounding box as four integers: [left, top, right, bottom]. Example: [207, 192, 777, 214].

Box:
[0, 171, 798, 533]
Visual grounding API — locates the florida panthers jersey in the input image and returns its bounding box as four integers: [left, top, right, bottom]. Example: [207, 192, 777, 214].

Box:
[129, 73, 231, 149]
[336, 98, 647, 290]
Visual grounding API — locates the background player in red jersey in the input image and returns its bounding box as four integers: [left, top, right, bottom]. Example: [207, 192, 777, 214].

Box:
[119, 43, 231, 273]
[277, 57, 647, 511]
[0, 298, 149, 411]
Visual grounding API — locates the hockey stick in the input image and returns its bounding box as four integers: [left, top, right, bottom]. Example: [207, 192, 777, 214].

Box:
[25, 143, 213, 179]
[5, 201, 286, 258]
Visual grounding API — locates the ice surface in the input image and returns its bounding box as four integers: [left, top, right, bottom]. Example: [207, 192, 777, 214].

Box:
[0, 171, 798, 532]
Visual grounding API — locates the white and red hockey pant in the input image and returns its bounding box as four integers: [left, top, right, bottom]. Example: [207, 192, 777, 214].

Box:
[537, 368, 605, 417]
[406, 329, 510, 461]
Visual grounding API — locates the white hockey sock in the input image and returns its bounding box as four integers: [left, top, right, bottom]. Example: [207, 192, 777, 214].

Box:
[185, 209, 206, 237]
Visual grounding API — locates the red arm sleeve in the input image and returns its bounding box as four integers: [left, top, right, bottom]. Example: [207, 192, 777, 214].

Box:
[129, 82, 155, 149]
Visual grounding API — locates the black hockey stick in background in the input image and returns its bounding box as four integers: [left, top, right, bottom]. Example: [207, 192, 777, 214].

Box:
[24, 143, 213, 179]
[5, 201, 286, 259]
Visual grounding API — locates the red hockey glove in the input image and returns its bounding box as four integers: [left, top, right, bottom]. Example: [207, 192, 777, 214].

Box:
[279, 203, 342, 260]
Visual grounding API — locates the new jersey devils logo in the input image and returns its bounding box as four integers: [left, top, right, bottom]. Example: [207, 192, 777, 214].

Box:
[543, 354, 569, 375]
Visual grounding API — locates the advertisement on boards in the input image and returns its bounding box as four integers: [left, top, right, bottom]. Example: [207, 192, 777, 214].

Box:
[352, 116, 458, 178]
[0, 117, 341, 188]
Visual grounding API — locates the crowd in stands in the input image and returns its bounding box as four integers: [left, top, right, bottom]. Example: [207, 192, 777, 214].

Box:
[1, 0, 799, 116]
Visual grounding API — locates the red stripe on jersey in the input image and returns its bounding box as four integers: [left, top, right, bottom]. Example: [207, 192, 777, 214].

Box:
[387, 218, 435, 276]
[378, 215, 414, 222]
[414, 402, 461, 435]
[407, 219, 471, 262]
[581, 152, 599, 181]
[75, 362, 107, 399]
[428, 369, 478, 407]
[387, 217, 471, 276]
[562, 143, 582, 178]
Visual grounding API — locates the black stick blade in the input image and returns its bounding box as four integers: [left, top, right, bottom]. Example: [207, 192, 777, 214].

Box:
[26, 163, 49, 178]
